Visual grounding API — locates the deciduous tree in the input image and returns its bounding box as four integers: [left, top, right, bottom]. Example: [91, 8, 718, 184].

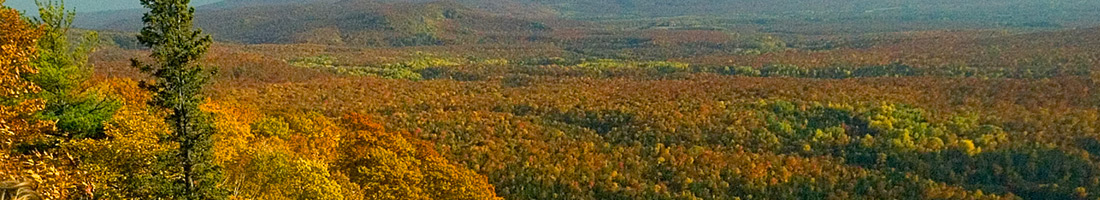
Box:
[1, 2, 82, 199]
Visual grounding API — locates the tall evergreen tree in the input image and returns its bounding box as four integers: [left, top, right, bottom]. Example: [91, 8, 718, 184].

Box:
[131, 0, 225, 198]
[29, 0, 120, 141]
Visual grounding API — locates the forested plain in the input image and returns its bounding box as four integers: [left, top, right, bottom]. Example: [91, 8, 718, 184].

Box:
[4, 0, 1100, 199]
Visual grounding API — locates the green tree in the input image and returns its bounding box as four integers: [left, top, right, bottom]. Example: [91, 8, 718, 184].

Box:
[28, 0, 120, 140]
[131, 0, 226, 198]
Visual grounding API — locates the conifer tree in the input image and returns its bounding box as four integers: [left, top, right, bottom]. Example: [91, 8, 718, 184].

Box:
[29, 0, 120, 140]
[131, 0, 226, 198]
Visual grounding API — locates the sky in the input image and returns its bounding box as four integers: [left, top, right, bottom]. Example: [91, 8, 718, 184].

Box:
[4, 0, 223, 14]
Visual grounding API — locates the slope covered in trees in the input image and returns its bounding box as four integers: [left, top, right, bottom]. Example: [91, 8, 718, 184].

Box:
[3, 0, 501, 199]
[6, 0, 1100, 199]
[75, 0, 1100, 49]
[81, 0, 556, 46]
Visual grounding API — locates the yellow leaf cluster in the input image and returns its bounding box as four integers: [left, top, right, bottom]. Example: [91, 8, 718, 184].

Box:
[337, 113, 501, 200]
[60, 78, 170, 198]
[0, 0, 48, 145]
[215, 109, 501, 200]
[1, 4, 82, 199]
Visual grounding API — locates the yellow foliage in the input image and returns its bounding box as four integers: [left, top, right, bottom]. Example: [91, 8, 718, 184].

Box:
[957, 139, 979, 155]
[202, 100, 258, 165]
[0, 0, 49, 146]
[97, 78, 152, 107]
[282, 111, 343, 162]
[217, 112, 499, 200]
[0, 5, 81, 199]
[62, 78, 170, 198]
[226, 148, 346, 200]
[336, 113, 501, 200]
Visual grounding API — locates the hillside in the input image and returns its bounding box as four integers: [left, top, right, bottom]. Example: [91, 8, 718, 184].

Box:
[79, 0, 555, 46]
[525, 0, 1100, 22]
[76, 0, 1100, 47]
[12, 0, 1100, 199]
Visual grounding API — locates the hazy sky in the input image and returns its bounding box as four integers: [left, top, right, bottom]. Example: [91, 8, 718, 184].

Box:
[4, 0, 223, 13]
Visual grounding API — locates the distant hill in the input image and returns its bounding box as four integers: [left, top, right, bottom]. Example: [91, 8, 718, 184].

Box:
[75, 0, 1100, 47]
[519, 0, 1100, 21]
[201, 0, 336, 8]
[75, 0, 337, 31]
[78, 0, 555, 46]
[4, 0, 221, 14]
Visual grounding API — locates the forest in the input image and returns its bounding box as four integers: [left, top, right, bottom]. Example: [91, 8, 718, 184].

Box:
[3, 0, 1100, 199]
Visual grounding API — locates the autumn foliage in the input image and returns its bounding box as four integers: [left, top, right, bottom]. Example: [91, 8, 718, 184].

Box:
[1, 2, 80, 199]
[208, 102, 500, 199]
[0, 0, 47, 147]
[7, 0, 1100, 199]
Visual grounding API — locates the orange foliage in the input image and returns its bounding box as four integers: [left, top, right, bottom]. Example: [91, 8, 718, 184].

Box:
[0, 4, 85, 199]
[75, 7, 1100, 199]
[205, 100, 501, 199]
[201, 100, 258, 165]
[0, 0, 49, 146]
[682, 29, 1100, 70]
[336, 113, 500, 200]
